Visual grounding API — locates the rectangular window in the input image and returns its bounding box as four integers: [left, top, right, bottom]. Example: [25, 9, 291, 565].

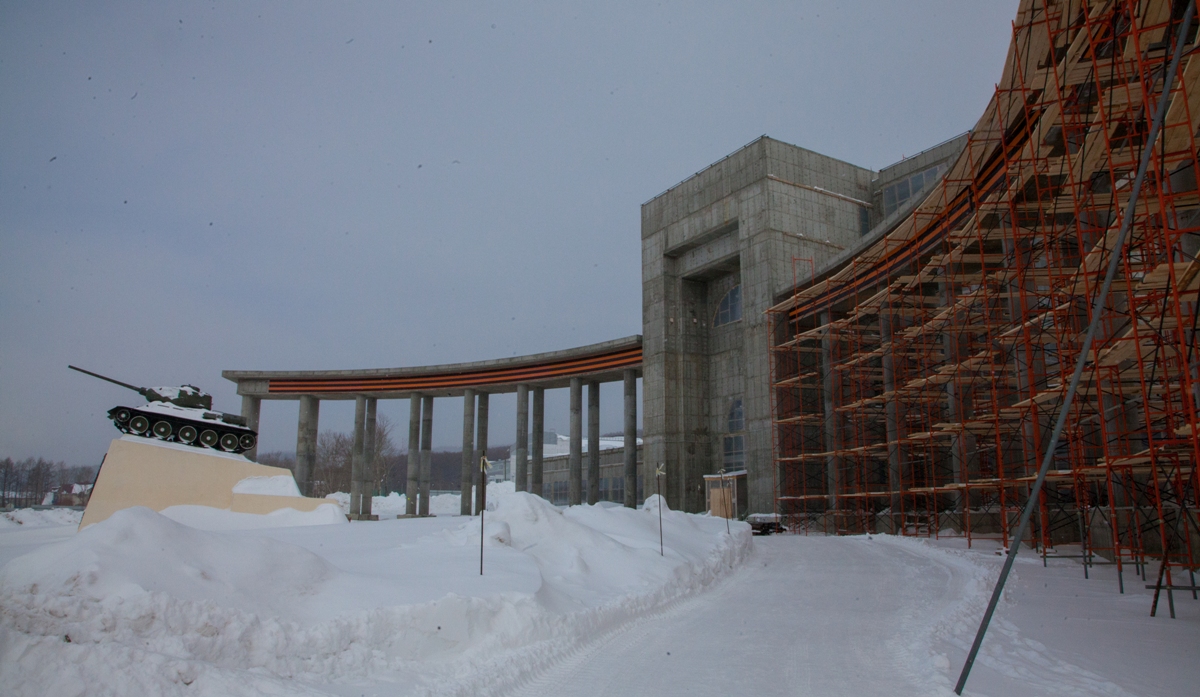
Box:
[723, 434, 745, 469]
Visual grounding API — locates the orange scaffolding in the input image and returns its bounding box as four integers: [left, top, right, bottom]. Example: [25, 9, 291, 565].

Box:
[770, 0, 1200, 603]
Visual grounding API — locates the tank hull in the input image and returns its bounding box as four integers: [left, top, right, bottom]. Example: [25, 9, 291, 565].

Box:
[107, 402, 257, 454]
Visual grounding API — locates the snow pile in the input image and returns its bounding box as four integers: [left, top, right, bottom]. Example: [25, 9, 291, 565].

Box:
[0, 490, 750, 696]
[231, 475, 303, 497]
[327, 481, 515, 518]
[0, 508, 83, 529]
[159, 504, 347, 531]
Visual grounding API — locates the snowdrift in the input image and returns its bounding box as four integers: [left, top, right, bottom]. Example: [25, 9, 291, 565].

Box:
[0, 508, 83, 529]
[325, 488, 477, 518]
[0, 490, 750, 696]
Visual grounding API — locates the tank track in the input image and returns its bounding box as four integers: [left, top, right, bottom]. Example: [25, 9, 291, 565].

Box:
[107, 405, 257, 454]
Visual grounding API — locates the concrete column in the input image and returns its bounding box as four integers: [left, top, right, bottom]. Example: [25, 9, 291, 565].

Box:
[531, 387, 545, 498]
[820, 311, 841, 512]
[880, 310, 906, 524]
[515, 385, 529, 492]
[295, 395, 319, 497]
[623, 370, 638, 508]
[587, 381, 600, 505]
[460, 388, 476, 516]
[940, 281, 974, 518]
[406, 394, 421, 516]
[362, 397, 377, 517]
[240, 395, 261, 461]
[351, 395, 367, 517]
[419, 395, 433, 516]
[569, 377, 583, 505]
[475, 393, 490, 514]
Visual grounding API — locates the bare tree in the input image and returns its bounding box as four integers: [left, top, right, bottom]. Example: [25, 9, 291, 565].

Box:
[0, 458, 14, 507]
[257, 451, 296, 471]
[312, 430, 352, 498]
[369, 414, 401, 496]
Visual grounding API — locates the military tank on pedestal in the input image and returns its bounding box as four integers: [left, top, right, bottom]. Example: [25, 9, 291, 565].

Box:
[70, 365, 257, 454]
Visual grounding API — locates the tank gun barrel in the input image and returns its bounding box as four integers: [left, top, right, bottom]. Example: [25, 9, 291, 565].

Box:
[69, 365, 154, 399]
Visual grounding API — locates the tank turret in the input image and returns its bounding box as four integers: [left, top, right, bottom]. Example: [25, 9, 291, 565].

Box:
[70, 365, 256, 454]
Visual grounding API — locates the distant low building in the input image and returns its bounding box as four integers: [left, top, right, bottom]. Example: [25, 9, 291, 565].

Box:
[46, 483, 93, 507]
[491, 431, 644, 505]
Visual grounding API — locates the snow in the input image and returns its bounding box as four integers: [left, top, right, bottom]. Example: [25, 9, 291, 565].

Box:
[0, 488, 748, 696]
[231, 475, 303, 497]
[159, 504, 347, 531]
[0, 507, 83, 529]
[326, 481, 511, 518]
[118, 434, 250, 461]
[1, 489, 1195, 696]
[508, 534, 1200, 697]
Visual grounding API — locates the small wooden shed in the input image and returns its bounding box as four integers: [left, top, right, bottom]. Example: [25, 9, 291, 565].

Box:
[704, 469, 747, 519]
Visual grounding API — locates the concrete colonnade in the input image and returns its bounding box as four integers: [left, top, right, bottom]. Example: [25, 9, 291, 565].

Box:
[474, 393, 489, 514]
[460, 388, 475, 515]
[587, 381, 600, 505]
[240, 396, 261, 462]
[531, 388, 545, 497]
[295, 395, 319, 497]
[623, 369, 637, 508]
[245, 369, 640, 518]
[406, 394, 421, 515]
[879, 309, 904, 526]
[569, 377, 583, 506]
[514, 385, 529, 492]
[819, 310, 841, 510]
[419, 395, 433, 516]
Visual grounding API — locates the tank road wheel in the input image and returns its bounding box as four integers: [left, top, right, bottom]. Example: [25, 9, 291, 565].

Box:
[129, 415, 150, 434]
[239, 433, 256, 451]
[113, 408, 132, 424]
[152, 421, 173, 439]
[199, 430, 219, 448]
[178, 425, 198, 444]
[219, 433, 240, 452]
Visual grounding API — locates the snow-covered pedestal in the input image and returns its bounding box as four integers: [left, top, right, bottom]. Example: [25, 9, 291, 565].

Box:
[80, 436, 330, 529]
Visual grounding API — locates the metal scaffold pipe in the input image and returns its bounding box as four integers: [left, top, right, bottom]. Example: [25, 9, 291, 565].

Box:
[955, 4, 1195, 692]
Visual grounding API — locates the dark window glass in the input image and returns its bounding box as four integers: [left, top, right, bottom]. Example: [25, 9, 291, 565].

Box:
[714, 285, 743, 327]
[727, 399, 744, 432]
[723, 434, 745, 469]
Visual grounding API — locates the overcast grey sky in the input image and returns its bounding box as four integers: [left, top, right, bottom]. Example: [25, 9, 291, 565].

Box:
[1, 1, 1018, 466]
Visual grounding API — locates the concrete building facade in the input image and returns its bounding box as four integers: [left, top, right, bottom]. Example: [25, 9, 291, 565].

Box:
[641, 135, 965, 513]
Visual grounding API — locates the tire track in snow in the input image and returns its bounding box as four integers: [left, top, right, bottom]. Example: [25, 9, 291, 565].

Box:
[875, 536, 1139, 697]
[498, 550, 752, 697]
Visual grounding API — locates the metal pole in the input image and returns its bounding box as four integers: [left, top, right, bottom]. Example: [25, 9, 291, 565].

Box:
[719, 468, 731, 535]
[955, 8, 1193, 692]
[480, 456, 488, 575]
[656, 463, 665, 556]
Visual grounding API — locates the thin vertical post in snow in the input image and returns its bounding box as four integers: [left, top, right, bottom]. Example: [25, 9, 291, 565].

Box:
[656, 463, 665, 556]
[480, 456, 488, 576]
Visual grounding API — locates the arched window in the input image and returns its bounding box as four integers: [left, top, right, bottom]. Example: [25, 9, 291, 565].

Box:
[714, 285, 742, 327]
[724, 398, 745, 469]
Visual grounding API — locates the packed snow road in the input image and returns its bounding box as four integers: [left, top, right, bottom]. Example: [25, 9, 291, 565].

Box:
[506, 535, 957, 697]
[505, 534, 1197, 697]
